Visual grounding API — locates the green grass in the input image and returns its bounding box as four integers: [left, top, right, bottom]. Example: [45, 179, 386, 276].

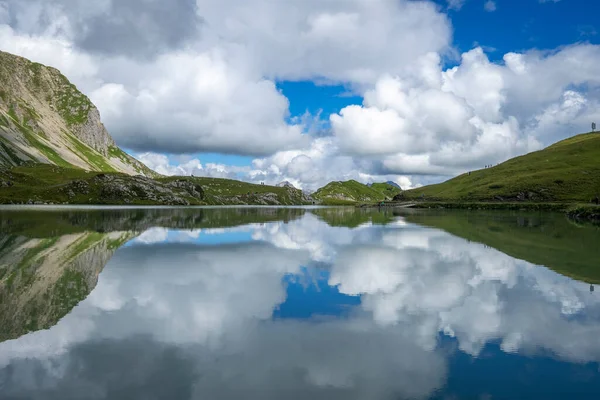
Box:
[107, 233, 135, 250]
[313, 180, 400, 203]
[404, 132, 600, 202]
[0, 164, 311, 206]
[400, 209, 600, 283]
[0, 164, 97, 204]
[66, 133, 116, 172]
[55, 74, 92, 127]
[4, 237, 60, 288]
[50, 269, 89, 318]
[5, 111, 73, 168]
[66, 232, 106, 261]
[311, 207, 399, 227]
[370, 182, 402, 198]
[0, 113, 9, 128]
[158, 175, 311, 205]
[7, 104, 18, 122]
[28, 62, 45, 90]
[0, 207, 309, 239]
[0, 137, 27, 165]
[21, 129, 72, 168]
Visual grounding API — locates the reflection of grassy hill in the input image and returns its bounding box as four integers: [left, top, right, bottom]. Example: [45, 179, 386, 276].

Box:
[404, 132, 600, 202]
[401, 210, 600, 283]
[0, 207, 308, 341]
[312, 180, 401, 205]
[310, 207, 399, 228]
[0, 207, 307, 237]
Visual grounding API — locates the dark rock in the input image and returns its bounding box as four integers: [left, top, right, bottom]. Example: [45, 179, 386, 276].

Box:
[392, 193, 405, 201]
[69, 180, 90, 194]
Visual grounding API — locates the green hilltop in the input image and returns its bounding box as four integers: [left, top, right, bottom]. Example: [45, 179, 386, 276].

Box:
[312, 180, 401, 205]
[403, 132, 600, 203]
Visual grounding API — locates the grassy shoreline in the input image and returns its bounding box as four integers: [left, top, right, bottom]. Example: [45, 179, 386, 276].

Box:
[357, 201, 600, 223]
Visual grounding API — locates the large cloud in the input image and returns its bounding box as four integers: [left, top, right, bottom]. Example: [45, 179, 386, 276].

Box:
[0, 0, 452, 158]
[331, 45, 600, 175]
[2, 0, 600, 185]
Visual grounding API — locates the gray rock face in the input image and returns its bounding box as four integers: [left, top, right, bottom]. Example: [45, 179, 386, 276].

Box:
[0, 50, 156, 176]
[72, 107, 116, 156]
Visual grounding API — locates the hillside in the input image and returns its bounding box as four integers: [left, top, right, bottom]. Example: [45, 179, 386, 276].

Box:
[0, 51, 156, 176]
[404, 132, 600, 202]
[312, 180, 401, 204]
[0, 164, 313, 206]
[401, 210, 600, 283]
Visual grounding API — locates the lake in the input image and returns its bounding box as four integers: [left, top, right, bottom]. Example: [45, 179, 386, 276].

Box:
[1, 206, 600, 399]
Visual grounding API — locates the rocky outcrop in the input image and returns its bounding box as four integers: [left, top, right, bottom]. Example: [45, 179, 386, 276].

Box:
[71, 106, 115, 156]
[0, 51, 156, 177]
[60, 174, 205, 205]
[392, 193, 405, 201]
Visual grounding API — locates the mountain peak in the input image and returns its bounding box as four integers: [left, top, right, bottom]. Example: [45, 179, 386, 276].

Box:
[0, 51, 156, 177]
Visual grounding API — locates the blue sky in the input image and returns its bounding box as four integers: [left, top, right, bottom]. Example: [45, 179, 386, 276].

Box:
[3, 0, 599, 189]
[447, 0, 599, 56]
[278, 0, 600, 123]
[178, 0, 600, 176]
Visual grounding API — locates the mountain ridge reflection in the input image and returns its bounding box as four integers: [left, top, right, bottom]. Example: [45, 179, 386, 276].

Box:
[1, 207, 599, 399]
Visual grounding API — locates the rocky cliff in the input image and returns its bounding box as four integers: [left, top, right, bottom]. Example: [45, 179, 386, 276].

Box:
[0, 230, 136, 341]
[0, 51, 157, 177]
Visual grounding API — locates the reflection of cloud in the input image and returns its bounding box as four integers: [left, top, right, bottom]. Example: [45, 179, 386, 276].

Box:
[135, 227, 169, 244]
[0, 242, 310, 364]
[254, 215, 600, 361]
[328, 228, 600, 361]
[2, 213, 600, 399]
[0, 321, 447, 400]
[0, 238, 446, 400]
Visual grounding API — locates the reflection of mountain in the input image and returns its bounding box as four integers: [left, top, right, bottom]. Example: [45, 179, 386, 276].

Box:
[310, 207, 399, 228]
[0, 207, 307, 342]
[400, 210, 600, 283]
[1, 207, 600, 399]
[0, 231, 135, 341]
[0, 207, 307, 236]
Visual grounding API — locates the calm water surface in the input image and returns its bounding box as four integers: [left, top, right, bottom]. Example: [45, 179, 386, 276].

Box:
[1, 206, 600, 399]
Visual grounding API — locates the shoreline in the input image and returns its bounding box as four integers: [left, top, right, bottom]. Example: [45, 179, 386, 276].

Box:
[357, 201, 600, 223]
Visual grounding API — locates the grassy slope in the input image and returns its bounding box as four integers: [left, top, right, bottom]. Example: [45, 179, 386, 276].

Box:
[312, 180, 401, 204]
[401, 209, 600, 283]
[0, 164, 310, 205]
[158, 175, 308, 204]
[404, 132, 600, 202]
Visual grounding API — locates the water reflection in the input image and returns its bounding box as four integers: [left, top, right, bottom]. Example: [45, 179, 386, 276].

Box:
[0, 207, 599, 399]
